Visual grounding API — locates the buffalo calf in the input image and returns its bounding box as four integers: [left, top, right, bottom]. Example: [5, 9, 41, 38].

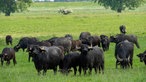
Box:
[0, 48, 16, 66]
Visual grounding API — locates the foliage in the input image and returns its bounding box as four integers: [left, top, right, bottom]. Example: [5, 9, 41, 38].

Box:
[0, 0, 32, 16]
[95, 0, 145, 13]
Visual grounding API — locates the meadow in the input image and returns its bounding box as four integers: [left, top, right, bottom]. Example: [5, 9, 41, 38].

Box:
[0, 2, 146, 82]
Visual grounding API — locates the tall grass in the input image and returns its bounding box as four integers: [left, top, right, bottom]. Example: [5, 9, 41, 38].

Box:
[0, 2, 146, 82]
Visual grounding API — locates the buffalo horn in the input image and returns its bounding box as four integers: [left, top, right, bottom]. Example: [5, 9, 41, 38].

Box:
[117, 55, 123, 61]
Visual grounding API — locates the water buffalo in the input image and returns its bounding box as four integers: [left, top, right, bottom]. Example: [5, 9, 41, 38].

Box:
[79, 32, 91, 44]
[0, 47, 16, 66]
[27, 41, 51, 62]
[60, 51, 80, 75]
[87, 35, 101, 47]
[110, 34, 140, 48]
[115, 40, 134, 69]
[119, 25, 126, 34]
[100, 35, 110, 51]
[78, 44, 104, 75]
[71, 40, 82, 51]
[137, 50, 146, 65]
[5, 35, 13, 45]
[31, 45, 64, 75]
[54, 37, 72, 54]
[14, 37, 39, 52]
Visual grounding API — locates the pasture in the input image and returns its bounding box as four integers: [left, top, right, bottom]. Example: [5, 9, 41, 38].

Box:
[0, 2, 146, 82]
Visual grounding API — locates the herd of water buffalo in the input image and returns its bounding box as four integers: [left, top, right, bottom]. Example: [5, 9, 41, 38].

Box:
[0, 25, 146, 75]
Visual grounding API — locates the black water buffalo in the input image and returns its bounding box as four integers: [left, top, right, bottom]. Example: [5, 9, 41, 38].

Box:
[0, 48, 16, 66]
[27, 41, 51, 62]
[100, 35, 110, 51]
[5, 35, 13, 45]
[115, 40, 134, 69]
[78, 44, 104, 75]
[60, 51, 80, 75]
[79, 32, 91, 44]
[110, 34, 140, 48]
[137, 50, 146, 65]
[14, 37, 39, 52]
[54, 37, 72, 54]
[71, 40, 82, 51]
[31, 45, 64, 75]
[119, 25, 126, 34]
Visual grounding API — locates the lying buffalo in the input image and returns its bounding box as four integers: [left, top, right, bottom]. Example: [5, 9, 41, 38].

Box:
[0, 47, 16, 66]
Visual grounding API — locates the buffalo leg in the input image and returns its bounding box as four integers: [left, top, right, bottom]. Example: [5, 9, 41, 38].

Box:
[6, 61, 10, 65]
[43, 69, 47, 75]
[94, 67, 97, 74]
[89, 67, 92, 75]
[1, 60, 3, 66]
[73, 67, 77, 75]
[79, 66, 82, 75]
[53, 67, 57, 75]
[101, 64, 104, 74]
[13, 58, 17, 65]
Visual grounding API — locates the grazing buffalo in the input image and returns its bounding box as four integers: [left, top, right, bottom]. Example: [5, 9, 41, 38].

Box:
[137, 50, 146, 65]
[14, 37, 39, 52]
[5, 35, 13, 45]
[78, 44, 104, 75]
[54, 37, 72, 54]
[110, 34, 140, 48]
[71, 40, 82, 51]
[60, 51, 80, 75]
[31, 45, 64, 75]
[119, 25, 126, 34]
[0, 48, 16, 66]
[79, 32, 91, 44]
[100, 35, 110, 51]
[115, 40, 134, 69]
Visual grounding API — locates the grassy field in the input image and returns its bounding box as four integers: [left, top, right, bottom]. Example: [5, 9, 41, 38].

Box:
[0, 2, 146, 82]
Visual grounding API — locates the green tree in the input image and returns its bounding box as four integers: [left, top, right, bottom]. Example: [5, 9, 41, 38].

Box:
[0, 0, 32, 16]
[95, 0, 145, 13]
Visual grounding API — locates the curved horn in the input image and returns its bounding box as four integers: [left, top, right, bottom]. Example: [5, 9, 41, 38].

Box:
[117, 55, 123, 62]
[39, 46, 45, 50]
[127, 55, 130, 61]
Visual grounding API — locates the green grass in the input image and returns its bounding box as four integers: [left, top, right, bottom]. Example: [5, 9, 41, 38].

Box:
[0, 2, 146, 82]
